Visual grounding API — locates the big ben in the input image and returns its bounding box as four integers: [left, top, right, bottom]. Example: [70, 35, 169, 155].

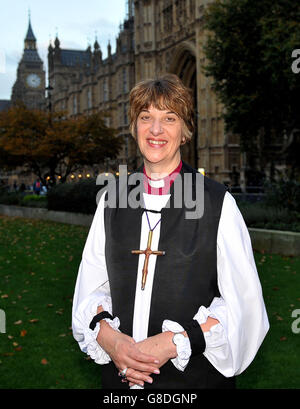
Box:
[11, 15, 46, 110]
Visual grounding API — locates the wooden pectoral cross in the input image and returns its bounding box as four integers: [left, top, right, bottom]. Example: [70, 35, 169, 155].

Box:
[131, 230, 165, 290]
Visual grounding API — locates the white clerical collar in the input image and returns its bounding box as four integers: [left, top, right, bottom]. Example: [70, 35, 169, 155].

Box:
[148, 178, 165, 188]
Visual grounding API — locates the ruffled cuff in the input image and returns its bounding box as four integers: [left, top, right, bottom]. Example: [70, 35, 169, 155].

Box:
[162, 320, 191, 372]
[84, 316, 121, 364]
[73, 292, 121, 365]
[193, 301, 228, 354]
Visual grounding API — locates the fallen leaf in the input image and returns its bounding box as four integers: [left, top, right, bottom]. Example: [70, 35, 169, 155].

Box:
[14, 320, 22, 325]
[280, 337, 287, 341]
[15, 346, 22, 351]
[13, 342, 18, 347]
[1, 294, 8, 299]
[20, 330, 27, 337]
[29, 319, 39, 323]
[41, 358, 48, 365]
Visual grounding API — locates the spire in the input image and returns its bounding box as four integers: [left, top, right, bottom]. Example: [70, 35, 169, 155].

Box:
[24, 11, 37, 50]
[93, 34, 102, 65]
[126, 0, 134, 19]
[107, 40, 111, 58]
[94, 31, 100, 50]
[21, 11, 42, 63]
[54, 36, 60, 48]
[25, 11, 36, 42]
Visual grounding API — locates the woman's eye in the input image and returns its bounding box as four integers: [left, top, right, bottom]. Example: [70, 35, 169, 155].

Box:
[165, 116, 176, 122]
[140, 115, 150, 121]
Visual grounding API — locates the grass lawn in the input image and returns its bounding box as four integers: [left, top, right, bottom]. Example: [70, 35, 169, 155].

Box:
[0, 215, 299, 389]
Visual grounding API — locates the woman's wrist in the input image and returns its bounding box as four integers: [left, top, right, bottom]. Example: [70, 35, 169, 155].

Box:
[200, 317, 219, 332]
[166, 331, 188, 359]
[96, 318, 117, 353]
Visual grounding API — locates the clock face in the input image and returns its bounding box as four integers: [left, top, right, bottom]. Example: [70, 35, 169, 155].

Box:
[26, 73, 41, 88]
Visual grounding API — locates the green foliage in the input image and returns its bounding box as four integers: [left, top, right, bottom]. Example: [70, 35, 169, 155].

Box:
[0, 192, 23, 206]
[203, 0, 300, 173]
[21, 194, 48, 208]
[0, 193, 47, 208]
[264, 180, 300, 212]
[237, 200, 300, 232]
[47, 179, 100, 215]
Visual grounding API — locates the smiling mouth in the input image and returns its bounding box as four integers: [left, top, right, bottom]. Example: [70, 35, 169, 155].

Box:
[147, 139, 167, 145]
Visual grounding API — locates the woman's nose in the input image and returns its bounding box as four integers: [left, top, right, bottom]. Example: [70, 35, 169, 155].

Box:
[150, 119, 163, 135]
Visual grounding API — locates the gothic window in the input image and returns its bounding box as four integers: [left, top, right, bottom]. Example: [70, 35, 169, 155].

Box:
[87, 88, 92, 109]
[143, 2, 152, 43]
[189, 0, 195, 16]
[122, 67, 128, 93]
[73, 95, 77, 115]
[163, 6, 173, 34]
[176, 0, 186, 24]
[123, 102, 128, 125]
[103, 78, 108, 102]
[143, 3, 151, 23]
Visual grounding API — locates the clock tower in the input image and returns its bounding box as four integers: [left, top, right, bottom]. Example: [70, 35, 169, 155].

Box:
[11, 15, 46, 110]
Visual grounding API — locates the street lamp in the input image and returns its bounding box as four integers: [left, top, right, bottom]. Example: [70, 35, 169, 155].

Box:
[45, 85, 53, 114]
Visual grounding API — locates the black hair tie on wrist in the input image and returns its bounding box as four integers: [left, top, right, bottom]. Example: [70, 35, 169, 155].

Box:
[89, 311, 113, 330]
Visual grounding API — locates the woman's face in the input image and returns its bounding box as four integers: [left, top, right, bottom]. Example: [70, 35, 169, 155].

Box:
[136, 105, 183, 175]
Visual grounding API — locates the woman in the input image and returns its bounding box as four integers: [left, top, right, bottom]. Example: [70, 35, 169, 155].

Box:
[72, 74, 269, 389]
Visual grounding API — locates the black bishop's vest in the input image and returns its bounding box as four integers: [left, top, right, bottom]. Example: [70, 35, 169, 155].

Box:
[101, 161, 235, 389]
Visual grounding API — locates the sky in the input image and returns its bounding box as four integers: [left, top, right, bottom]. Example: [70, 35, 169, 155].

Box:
[0, 0, 127, 100]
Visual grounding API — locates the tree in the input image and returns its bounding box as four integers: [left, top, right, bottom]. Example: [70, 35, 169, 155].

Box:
[0, 104, 122, 185]
[203, 0, 300, 180]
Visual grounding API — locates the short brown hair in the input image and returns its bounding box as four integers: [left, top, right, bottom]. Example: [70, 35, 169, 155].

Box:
[129, 74, 194, 143]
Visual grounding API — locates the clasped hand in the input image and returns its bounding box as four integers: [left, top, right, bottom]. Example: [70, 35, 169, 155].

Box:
[97, 321, 176, 387]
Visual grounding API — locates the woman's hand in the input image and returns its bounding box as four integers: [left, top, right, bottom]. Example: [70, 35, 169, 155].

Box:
[128, 331, 178, 387]
[136, 331, 177, 366]
[96, 318, 160, 386]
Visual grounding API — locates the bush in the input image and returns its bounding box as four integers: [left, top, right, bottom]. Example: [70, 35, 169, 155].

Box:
[237, 201, 300, 232]
[0, 192, 24, 206]
[264, 180, 300, 212]
[47, 179, 100, 215]
[0, 192, 48, 208]
[21, 194, 48, 208]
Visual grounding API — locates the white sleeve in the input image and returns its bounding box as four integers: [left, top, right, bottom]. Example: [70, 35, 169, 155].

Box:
[164, 192, 269, 376]
[194, 192, 269, 377]
[72, 191, 120, 364]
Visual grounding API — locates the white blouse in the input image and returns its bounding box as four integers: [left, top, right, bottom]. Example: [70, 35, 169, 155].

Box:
[72, 187, 269, 380]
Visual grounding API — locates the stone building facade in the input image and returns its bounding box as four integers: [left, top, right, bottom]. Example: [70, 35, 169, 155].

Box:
[48, 0, 241, 184]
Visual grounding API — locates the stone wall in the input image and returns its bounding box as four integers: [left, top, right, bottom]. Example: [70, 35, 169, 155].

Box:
[0, 204, 299, 256]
